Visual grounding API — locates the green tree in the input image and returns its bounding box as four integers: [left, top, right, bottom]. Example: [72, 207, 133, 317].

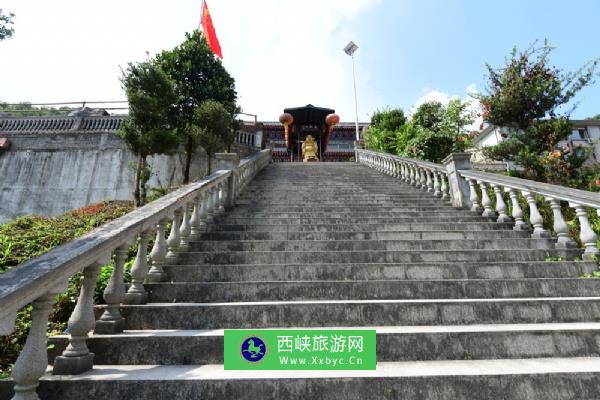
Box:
[476, 39, 598, 183]
[0, 9, 14, 41]
[365, 108, 406, 153]
[443, 98, 476, 135]
[158, 30, 237, 183]
[191, 100, 233, 175]
[588, 113, 600, 120]
[118, 60, 179, 206]
[0, 102, 73, 116]
[371, 108, 406, 131]
[411, 101, 445, 131]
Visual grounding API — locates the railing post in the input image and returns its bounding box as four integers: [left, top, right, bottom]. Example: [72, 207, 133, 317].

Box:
[508, 189, 529, 231]
[215, 153, 240, 210]
[442, 153, 472, 208]
[11, 293, 56, 400]
[179, 202, 192, 252]
[468, 179, 483, 214]
[95, 244, 128, 334]
[546, 198, 576, 249]
[440, 173, 451, 201]
[166, 209, 182, 263]
[125, 231, 151, 304]
[492, 184, 512, 223]
[425, 169, 434, 193]
[147, 218, 168, 282]
[571, 203, 599, 260]
[205, 187, 216, 223]
[432, 171, 442, 197]
[522, 191, 550, 238]
[479, 181, 497, 218]
[53, 262, 102, 375]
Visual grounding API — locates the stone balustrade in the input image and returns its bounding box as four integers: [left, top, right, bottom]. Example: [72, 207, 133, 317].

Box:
[0, 149, 271, 400]
[356, 149, 600, 260]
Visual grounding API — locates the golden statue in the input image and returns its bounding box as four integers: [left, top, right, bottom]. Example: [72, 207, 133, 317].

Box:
[302, 135, 319, 162]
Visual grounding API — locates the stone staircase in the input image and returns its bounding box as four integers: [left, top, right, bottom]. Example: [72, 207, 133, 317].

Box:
[36, 163, 600, 398]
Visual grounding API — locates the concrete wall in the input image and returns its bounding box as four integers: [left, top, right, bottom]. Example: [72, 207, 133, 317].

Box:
[0, 130, 255, 224]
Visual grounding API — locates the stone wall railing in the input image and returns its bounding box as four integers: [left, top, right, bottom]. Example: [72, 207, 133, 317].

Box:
[0, 149, 271, 399]
[356, 149, 600, 260]
[356, 149, 452, 200]
[235, 130, 259, 148]
[0, 116, 125, 134]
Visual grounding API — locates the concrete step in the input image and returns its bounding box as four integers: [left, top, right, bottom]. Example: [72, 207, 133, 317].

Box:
[218, 210, 482, 219]
[226, 205, 460, 213]
[207, 222, 518, 232]
[144, 279, 600, 302]
[188, 239, 554, 252]
[109, 298, 600, 330]
[163, 262, 597, 282]
[211, 216, 495, 225]
[176, 249, 580, 265]
[47, 324, 600, 365]
[196, 230, 533, 242]
[12, 359, 600, 400]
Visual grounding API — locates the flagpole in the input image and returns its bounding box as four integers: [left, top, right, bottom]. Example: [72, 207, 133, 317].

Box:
[199, 0, 205, 31]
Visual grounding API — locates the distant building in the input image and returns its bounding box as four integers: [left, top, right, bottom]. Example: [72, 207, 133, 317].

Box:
[470, 120, 600, 164]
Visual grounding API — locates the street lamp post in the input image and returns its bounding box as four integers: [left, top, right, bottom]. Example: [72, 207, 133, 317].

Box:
[344, 41, 360, 143]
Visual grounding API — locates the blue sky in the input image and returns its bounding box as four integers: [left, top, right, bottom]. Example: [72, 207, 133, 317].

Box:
[1, 0, 598, 123]
[353, 0, 600, 119]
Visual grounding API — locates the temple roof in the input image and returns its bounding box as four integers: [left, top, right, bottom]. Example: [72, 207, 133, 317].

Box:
[283, 104, 335, 126]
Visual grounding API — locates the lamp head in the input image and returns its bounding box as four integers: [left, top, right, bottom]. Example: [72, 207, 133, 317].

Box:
[344, 41, 358, 56]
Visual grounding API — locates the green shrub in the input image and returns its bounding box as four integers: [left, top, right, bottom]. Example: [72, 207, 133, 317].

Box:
[0, 201, 134, 377]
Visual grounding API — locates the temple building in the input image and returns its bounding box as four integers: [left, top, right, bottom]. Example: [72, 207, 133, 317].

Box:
[250, 104, 368, 162]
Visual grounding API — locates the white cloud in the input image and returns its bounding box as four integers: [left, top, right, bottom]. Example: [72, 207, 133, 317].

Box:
[0, 0, 383, 122]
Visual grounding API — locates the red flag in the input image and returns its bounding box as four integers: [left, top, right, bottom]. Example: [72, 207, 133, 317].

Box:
[201, 1, 223, 59]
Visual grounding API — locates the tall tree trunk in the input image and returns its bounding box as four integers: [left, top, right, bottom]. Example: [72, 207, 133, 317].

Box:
[184, 136, 193, 184]
[134, 154, 142, 207]
[140, 155, 148, 206]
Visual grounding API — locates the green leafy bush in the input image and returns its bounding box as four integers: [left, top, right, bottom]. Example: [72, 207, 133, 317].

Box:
[0, 201, 134, 377]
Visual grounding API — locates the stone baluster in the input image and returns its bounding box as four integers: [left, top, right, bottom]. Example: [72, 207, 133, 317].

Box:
[468, 179, 483, 213]
[218, 184, 227, 213]
[507, 189, 529, 230]
[433, 171, 442, 197]
[147, 218, 168, 282]
[53, 262, 102, 374]
[425, 170, 434, 193]
[420, 168, 427, 190]
[401, 164, 407, 182]
[95, 244, 128, 334]
[479, 181, 496, 218]
[190, 194, 203, 240]
[125, 231, 151, 304]
[570, 203, 599, 260]
[522, 191, 549, 238]
[179, 202, 192, 252]
[492, 184, 511, 223]
[440, 173, 450, 200]
[165, 208, 182, 263]
[11, 293, 56, 400]
[546, 198, 576, 248]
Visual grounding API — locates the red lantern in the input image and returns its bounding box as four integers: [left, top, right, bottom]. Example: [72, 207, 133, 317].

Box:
[279, 113, 294, 149]
[326, 113, 340, 126]
[279, 113, 293, 125]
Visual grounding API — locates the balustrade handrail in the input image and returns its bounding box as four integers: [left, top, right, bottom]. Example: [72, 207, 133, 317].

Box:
[0, 149, 271, 335]
[356, 146, 600, 264]
[458, 169, 600, 209]
[357, 149, 445, 172]
[0, 170, 229, 332]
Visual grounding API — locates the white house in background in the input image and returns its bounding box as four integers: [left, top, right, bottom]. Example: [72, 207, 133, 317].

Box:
[470, 120, 600, 164]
